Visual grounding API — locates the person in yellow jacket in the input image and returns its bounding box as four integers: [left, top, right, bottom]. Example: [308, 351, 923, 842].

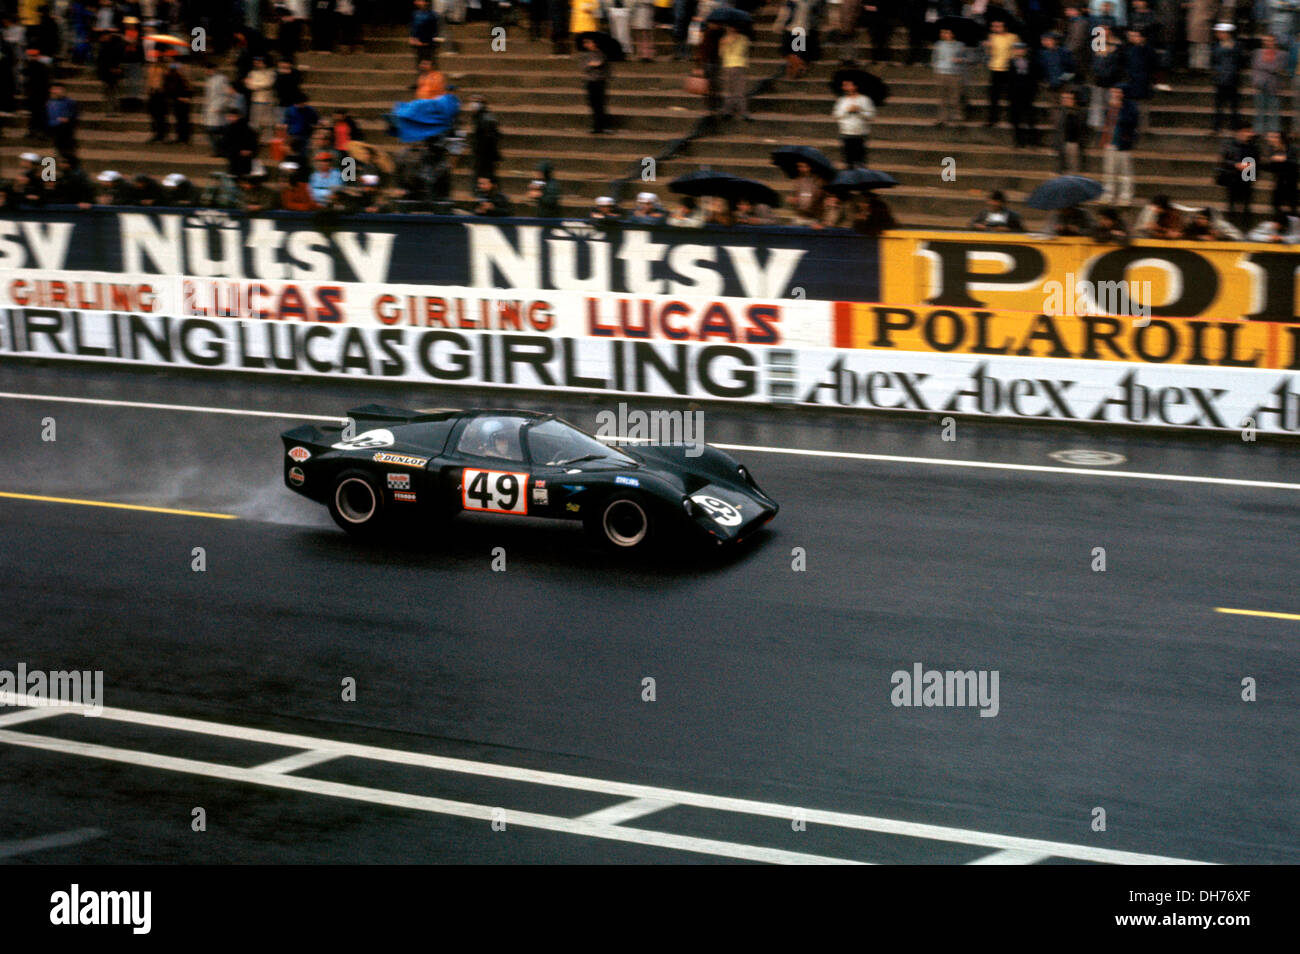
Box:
[571, 0, 603, 37]
[19, 0, 41, 28]
[719, 25, 750, 120]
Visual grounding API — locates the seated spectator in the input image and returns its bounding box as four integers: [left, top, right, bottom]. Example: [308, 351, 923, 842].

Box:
[1183, 207, 1230, 241]
[1049, 204, 1095, 236]
[474, 175, 514, 216]
[48, 159, 94, 208]
[734, 198, 775, 225]
[128, 173, 163, 206]
[160, 172, 199, 207]
[590, 195, 623, 220]
[285, 94, 320, 159]
[666, 196, 703, 227]
[1247, 211, 1299, 243]
[1092, 206, 1130, 244]
[848, 192, 896, 235]
[218, 105, 259, 177]
[533, 160, 561, 217]
[627, 191, 667, 223]
[1134, 194, 1184, 239]
[94, 169, 124, 205]
[703, 195, 733, 225]
[332, 109, 362, 151]
[201, 172, 243, 210]
[969, 189, 1024, 231]
[790, 159, 828, 227]
[238, 171, 280, 213]
[356, 174, 394, 214]
[309, 151, 344, 204]
[279, 164, 320, 211]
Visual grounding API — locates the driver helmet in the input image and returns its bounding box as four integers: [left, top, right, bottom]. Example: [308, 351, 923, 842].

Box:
[478, 419, 511, 457]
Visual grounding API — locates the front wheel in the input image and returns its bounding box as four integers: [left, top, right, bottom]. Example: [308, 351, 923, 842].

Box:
[586, 494, 655, 552]
[328, 470, 386, 536]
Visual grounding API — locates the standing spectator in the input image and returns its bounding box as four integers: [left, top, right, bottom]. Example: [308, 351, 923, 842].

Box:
[774, 0, 823, 80]
[719, 24, 750, 120]
[1037, 31, 1076, 96]
[1251, 33, 1283, 134]
[1055, 87, 1089, 172]
[832, 76, 874, 168]
[931, 25, 966, 127]
[332, 109, 362, 150]
[96, 26, 125, 113]
[581, 34, 611, 133]
[1099, 84, 1138, 205]
[119, 19, 145, 111]
[552, 0, 572, 56]
[863, 2, 893, 65]
[410, 0, 439, 66]
[571, 0, 602, 36]
[527, 0, 549, 43]
[23, 50, 51, 138]
[1062, 5, 1092, 76]
[468, 94, 502, 178]
[631, 0, 656, 61]
[245, 55, 276, 132]
[146, 51, 170, 142]
[202, 63, 234, 156]
[1218, 119, 1258, 229]
[336, 0, 362, 52]
[606, 0, 632, 58]
[219, 105, 259, 177]
[45, 83, 78, 162]
[164, 60, 194, 146]
[1186, 0, 1216, 70]
[984, 18, 1018, 127]
[1008, 41, 1039, 147]
[285, 93, 320, 160]
[279, 5, 306, 62]
[274, 59, 305, 116]
[415, 57, 446, 98]
[312, 0, 338, 53]
[969, 189, 1025, 231]
[1211, 23, 1242, 132]
[671, 0, 695, 61]
[1265, 128, 1298, 215]
[1123, 28, 1155, 104]
[1088, 28, 1125, 130]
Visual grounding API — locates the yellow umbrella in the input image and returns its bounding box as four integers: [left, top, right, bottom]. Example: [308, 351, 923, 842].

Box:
[146, 34, 188, 46]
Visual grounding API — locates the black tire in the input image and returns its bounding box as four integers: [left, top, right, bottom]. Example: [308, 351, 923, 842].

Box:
[328, 470, 386, 536]
[585, 494, 656, 552]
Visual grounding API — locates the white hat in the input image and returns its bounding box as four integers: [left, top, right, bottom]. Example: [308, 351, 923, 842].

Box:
[529, 179, 545, 188]
[1214, 22, 1235, 31]
[360, 173, 380, 185]
[96, 170, 122, 183]
[162, 173, 187, 188]
[19, 151, 40, 162]
[595, 196, 615, 205]
[279, 161, 299, 171]
[636, 191, 656, 203]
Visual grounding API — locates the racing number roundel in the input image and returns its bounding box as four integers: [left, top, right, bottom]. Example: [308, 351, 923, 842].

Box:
[690, 494, 742, 527]
[462, 469, 529, 515]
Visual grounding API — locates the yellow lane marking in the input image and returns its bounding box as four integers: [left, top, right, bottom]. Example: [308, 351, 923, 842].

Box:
[0, 492, 237, 520]
[1215, 607, 1300, 621]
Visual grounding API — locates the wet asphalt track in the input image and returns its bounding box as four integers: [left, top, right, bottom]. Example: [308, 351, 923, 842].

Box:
[0, 360, 1296, 864]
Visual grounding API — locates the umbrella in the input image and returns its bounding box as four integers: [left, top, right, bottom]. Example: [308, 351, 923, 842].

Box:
[770, 146, 836, 181]
[146, 34, 188, 46]
[829, 68, 889, 106]
[669, 170, 781, 207]
[1026, 175, 1104, 210]
[387, 93, 461, 143]
[575, 31, 626, 63]
[935, 16, 986, 46]
[828, 168, 898, 194]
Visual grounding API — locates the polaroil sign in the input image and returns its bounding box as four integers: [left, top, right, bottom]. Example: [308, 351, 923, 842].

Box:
[832, 304, 1300, 369]
[878, 232, 1300, 324]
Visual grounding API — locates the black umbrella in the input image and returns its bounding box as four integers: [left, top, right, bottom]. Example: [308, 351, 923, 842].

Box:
[669, 170, 781, 207]
[575, 31, 626, 63]
[770, 146, 837, 181]
[1026, 175, 1103, 210]
[829, 68, 889, 106]
[828, 168, 899, 194]
[935, 15, 986, 46]
[705, 6, 754, 37]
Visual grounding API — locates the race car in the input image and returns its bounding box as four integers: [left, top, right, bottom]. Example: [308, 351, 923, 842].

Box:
[280, 405, 778, 551]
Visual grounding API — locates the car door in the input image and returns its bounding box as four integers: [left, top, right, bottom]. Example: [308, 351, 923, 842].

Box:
[442, 414, 535, 518]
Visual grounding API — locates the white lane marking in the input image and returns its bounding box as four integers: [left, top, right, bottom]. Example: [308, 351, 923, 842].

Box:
[0, 706, 63, 727]
[576, 797, 676, 826]
[0, 828, 104, 859]
[0, 391, 345, 422]
[0, 391, 1291, 492]
[710, 443, 1300, 492]
[252, 750, 341, 775]
[0, 730, 858, 865]
[0, 694, 1211, 865]
[967, 849, 1053, 865]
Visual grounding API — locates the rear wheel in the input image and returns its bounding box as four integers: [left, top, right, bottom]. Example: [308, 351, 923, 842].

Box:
[586, 494, 655, 552]
[328, 470, 386, 536]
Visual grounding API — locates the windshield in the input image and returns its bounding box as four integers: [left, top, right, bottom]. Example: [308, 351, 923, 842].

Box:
[526, 418, 637, 467]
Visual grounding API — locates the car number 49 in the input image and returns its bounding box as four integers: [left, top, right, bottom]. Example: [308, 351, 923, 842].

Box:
[462, 468, 529, 514]
[691, 494, 742, 526]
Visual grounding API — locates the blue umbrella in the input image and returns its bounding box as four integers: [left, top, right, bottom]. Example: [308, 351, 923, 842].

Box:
[387, 93, 461, 144]
[1027, 175, 1103, 210]
[828, 168, 898, 193]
